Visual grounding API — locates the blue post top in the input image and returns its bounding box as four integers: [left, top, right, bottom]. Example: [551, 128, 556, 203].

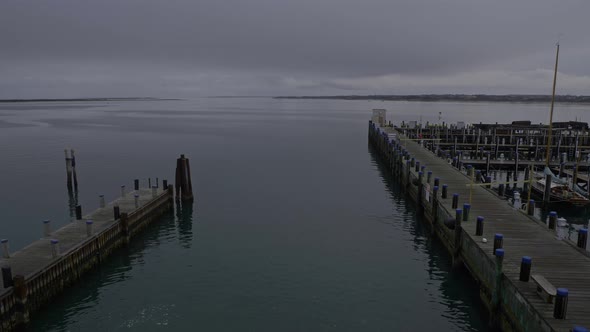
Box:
[0, 239, 7, 244]
[557, 288, 569, 297]
[442, 184, 448, 188]
[99, 194, 104, 197]
[86, 220, 93, 225]
[467, 164, 472, 169]
[433, 186, 439, 191]
[43, 219, 50, 224]
[476, 170, 481, 174]
[406, 160, 411, 165]
[463, 203, 471, 209]
[580, 229, 588, 235]
[411, 157, 415, 161]
[495, 248, 505, 257]
[134, 194, 140, 197]
[485, 176, 492, 181]
[477, 216, 484, 222]
[453, 193, 459, 198]
[529, 199, 535, 204]
[549, 211, 558, 217]
[418, 171, 423, 176]
[421, 165, 426, 171]
[573, 326, 589, 332]
[427, 171, 432, 175]
[50, 239, 59, 244]
[456, 209, 463, 215]
[495, 233, 504, 240]
[522, 256, 532, 264]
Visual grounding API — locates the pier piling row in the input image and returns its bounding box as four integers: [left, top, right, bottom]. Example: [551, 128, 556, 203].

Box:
[369, 121, 590, 332]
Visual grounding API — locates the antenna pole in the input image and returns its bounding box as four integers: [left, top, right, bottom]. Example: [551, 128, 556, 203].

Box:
[545, 43, 560, 167]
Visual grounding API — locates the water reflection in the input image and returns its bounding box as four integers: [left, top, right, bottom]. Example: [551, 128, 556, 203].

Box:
[368, 145, 490, 331]
[175, 199, 194, 249]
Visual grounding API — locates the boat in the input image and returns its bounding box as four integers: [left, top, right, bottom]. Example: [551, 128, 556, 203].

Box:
[531, 169, 590, 206]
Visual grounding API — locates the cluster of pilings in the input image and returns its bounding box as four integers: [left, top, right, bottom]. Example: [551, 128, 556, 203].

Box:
[368, 120, 588, 332]
[398, 121, 590, 170]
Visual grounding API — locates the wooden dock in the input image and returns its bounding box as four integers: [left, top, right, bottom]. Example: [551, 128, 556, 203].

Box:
[370, 122, 590, 332]
[0, 154, 195, 331]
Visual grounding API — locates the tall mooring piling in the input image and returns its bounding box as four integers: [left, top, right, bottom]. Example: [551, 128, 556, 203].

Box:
[369, 118, 590, 332]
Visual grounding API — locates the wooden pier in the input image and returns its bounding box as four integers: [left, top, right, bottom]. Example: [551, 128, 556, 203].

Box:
[369, 121, 590, 332]
[0, 155, 194, 331]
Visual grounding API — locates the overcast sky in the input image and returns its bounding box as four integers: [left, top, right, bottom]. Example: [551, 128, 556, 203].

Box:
[1, 0, 589, 98]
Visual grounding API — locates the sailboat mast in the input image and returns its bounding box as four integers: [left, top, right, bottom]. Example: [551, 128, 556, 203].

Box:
[545, 43, 560, 167]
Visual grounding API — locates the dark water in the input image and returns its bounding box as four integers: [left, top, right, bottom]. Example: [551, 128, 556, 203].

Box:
[4, 98, 586, 331]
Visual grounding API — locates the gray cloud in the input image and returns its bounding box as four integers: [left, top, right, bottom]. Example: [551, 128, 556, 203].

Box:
[1, 0, 589, 97]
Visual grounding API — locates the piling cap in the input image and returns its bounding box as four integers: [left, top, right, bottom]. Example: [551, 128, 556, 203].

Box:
[0, 239, 7, 244]
[134, 194, 139, 197]
[86, 220, 93, 225]
[495, 248, 505, 257]
[495, 233, 504, 239]
[433, 186, 439, 191]
[467, 165, 472, 169]
[522, 256, 532, 264]
[579, 228, 588, 235]
[572, 326, 589, 332]
[476, 170, 481, 174]
[43, 219, 50, 224]
[557, 288, 569, 297]
[456, 209, 463, 214]
[549, 211, 558, 217]
[427, 171, 432, 175]
[442, 184, 448, 188]
[121, 185, 125, 188]
[418, 171, 423, 176]
[529, 199, 535, 203]
[435, 177, 440, 181]
[99, 194, 104, 197]
[477, 216, 484, 222]
[50, 239, 59, 244]
[453, 193, 459, 197]
[463, 203, 471, 209]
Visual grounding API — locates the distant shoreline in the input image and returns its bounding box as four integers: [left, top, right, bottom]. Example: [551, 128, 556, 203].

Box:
[274, 94, 590, 104]
[0, 97, 179, 103]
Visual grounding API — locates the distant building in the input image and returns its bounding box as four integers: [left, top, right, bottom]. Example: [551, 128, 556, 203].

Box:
[371, 109, 386, 126]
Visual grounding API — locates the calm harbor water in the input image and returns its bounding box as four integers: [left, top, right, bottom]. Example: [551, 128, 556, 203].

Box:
[1, 98, 589, 331]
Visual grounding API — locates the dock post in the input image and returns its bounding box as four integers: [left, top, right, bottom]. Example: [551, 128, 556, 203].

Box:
[121, 185, 126, 198]
[163, 179, 168, 189]
[491, 248, 505, 328]
[1, 265, 13, 288]
[463, 203, 471, 221]
[13, 274, 29, 325]
[453, 209, 463, 267]
[85, 220, 93, 237]
[434, 177, 440, 187]
[442, 185, 448, 199]
[156, 177, 159, 188]
[410, 157, 415, 168]
[527, 200, 535, 216]
[65, 149, 73, 191]
[524, 166, 530, 194]
[554, 288, 569, 319]
[476, 170, 481, 183]
[485, 176, 491, 188]
[519, 256, 532, 282]
[134, 194, 140, 208]
[148, 178, 151, 188]
[120, 213, 130, 245]
[432, 186, 439, 210]
[498, 184, 505, 197]
[572, 327, 589, 332]
[578, 229, 588, 249]
[134, 179, 139, 190]
[493, 233, 503, 255]
[544, 174, 552, 205]
[113, 205, 120, 220]
[476, 216, 484, 236]
[43, 220, 51, 237]
[452, 193, 459, 209]
[75, 205, 82, 220]
[175, 154, 194, 201]
[485, 152, 491, 175]
[99, 195, 105, 208]
[1, 239, 9, 258]
[415, 161, 420, 172]
[50, 239, 60, 258]
[548, 211, 557, 229]
[427, 171, 432, 184]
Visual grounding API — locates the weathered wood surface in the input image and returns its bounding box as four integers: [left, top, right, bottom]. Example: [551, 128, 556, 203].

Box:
[394, 130, 590, 331]
[0, 187, 163, 287]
